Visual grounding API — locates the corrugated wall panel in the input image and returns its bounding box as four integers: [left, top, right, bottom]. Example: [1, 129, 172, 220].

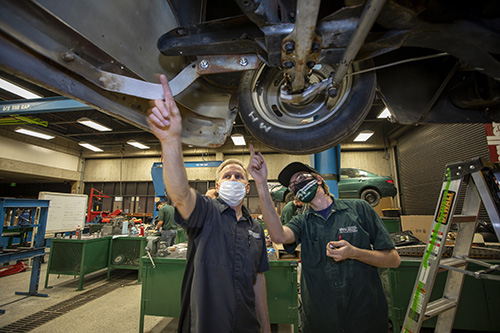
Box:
[397, 123, 489, 215]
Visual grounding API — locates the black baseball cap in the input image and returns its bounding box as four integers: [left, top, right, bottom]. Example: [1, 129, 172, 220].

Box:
[278, 162, 319, 187]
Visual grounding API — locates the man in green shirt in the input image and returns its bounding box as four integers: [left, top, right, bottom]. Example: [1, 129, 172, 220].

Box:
[155, 200, 177, 246]
[249, 151, 401, 333]
[280, 197, 304, 225]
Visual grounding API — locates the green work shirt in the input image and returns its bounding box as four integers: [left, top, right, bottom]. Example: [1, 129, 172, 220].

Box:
[158, 204, 176, 230]
[285, 198, 395, 333]
[280, 201, 303, 225]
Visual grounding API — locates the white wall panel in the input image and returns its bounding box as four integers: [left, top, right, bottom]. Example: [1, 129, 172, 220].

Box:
[82, 151, 393, 182]
[0, 136, 80, 171]
[340, 150, 393, 177]
[84, 157, 160, 182]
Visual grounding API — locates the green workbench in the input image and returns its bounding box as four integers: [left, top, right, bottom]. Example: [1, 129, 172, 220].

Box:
[388, 258, 500, 331]
[139, 257, 299, 332]
[107, 235, 147, 282]
[44, 236, 110, 291]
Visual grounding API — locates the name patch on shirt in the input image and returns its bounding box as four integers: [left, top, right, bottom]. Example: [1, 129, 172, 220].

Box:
[338, 226, 358, 234]
[248, 230, 261, 239]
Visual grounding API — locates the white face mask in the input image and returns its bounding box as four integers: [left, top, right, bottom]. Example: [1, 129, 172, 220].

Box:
[218, 181, 247, 207]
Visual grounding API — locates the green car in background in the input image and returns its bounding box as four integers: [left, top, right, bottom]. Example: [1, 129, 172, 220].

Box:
[339, 168, 397, 206]
[270, 168, 397, 207]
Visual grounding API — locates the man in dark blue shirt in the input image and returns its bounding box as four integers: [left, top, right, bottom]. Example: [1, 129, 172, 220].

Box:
[147, 75, 271, 333]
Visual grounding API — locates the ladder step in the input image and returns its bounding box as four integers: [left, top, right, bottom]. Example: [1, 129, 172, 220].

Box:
[438, 258, 467, 273]
[425, 298, 458, 318]
[440, 257, 467, 268]
[452, 215, 477, 223]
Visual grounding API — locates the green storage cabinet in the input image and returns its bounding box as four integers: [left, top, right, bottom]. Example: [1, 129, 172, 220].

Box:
[381, 217, 401, 233]
[139, 258, 299, 333]
[388, 259, 500, 331]
[45, 237, 110, 291]
[107, 236, 147, 282]
[140, 257, 184, 321]
[264, 260, 299, 329]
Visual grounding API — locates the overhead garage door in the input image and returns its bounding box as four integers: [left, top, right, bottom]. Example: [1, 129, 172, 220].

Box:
[396, 123, 489, 216]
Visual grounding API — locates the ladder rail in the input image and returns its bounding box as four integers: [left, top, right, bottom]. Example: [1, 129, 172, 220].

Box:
[471, 171, 500, 241]
[401, 175, 464, 333]
[435, 177, 481, 332]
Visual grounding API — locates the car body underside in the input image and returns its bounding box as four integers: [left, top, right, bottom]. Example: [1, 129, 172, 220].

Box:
[0, 0, 499, 153]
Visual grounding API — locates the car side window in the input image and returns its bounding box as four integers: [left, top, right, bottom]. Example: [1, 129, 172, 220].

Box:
[357, 170, 369, 177]
[341, 169, 356, 179]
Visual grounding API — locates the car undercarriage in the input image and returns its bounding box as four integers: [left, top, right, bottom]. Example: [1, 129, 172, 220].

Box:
[0, 0, 499, 153]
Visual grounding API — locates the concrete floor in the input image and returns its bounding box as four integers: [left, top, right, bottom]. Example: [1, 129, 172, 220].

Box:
[0, 258, 293, 333]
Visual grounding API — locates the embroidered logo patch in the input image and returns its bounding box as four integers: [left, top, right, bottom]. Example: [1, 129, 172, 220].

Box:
[338, 226, 358, 234]
[248, 230, 261, 239]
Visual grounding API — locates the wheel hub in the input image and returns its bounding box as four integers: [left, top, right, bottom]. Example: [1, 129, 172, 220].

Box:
[251, 63, 352, 129]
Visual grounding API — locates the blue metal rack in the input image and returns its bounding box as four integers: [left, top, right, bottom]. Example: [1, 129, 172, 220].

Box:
[0, 198, 50, 314]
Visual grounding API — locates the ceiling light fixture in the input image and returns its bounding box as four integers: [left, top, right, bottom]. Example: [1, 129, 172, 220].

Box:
[231, 134, 246, 146]
[377, 107, 391, 119]
[77, 117, 112, 132]
[127, 140, 150, 149]
[0, 78, 43, 99]
[14, 127, 55, 140]
[79, 142, 103, 152]
[353, 130, 374, 142]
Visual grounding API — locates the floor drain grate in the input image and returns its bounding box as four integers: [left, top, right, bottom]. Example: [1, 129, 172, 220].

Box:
[0, 271, 135, 332]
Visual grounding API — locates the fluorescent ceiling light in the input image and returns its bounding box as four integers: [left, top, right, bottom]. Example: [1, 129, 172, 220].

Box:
[353, 130, 374, 142]
[231, 134, 246, 146]
[127, 140, 150, 149]
[77, 117, 112, 132]
[0, 78, 43, 99]
[15, 127, 54, 140]
[377, 107, 391, 119]
[79, 142, 103, 152]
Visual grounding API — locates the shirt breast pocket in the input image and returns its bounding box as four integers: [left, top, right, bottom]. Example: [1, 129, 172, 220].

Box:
[302, 240, 323, 267]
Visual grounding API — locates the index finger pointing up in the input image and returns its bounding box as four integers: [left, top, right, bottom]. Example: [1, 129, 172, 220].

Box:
[160, 74, 174, 101]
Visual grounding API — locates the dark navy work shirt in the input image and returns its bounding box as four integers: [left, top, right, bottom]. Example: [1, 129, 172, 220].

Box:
[175, 192, 269, 333]
[285, 198, 395, 333]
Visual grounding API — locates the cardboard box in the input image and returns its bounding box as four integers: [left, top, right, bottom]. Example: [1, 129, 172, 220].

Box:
[400, 215, 434, 243]
[373, 197, 394, 217]
[272, 242, 301, 260]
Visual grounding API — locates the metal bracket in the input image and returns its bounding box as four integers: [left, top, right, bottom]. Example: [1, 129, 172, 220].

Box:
[446, 158, 492, 180]
[70, 54, 260, 100]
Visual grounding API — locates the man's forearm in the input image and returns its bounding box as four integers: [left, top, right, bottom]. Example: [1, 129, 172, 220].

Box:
[255, 181, 289, 244]
[253, 273, 270, 333]
[161, 138, 196, 219]
[352, 248, 401, 268]
[155, 221, 164, 230]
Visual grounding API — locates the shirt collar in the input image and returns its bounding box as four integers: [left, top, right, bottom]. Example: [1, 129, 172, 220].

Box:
[214, 197, 253, 224]
[304, 196, 349, 217]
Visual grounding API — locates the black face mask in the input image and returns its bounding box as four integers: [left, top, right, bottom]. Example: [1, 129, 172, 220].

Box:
[292, 178, 313, 195]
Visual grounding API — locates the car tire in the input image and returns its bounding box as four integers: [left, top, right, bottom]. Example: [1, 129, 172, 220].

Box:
[361, 189, 381, 207]
[238, 61, 376, 154]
